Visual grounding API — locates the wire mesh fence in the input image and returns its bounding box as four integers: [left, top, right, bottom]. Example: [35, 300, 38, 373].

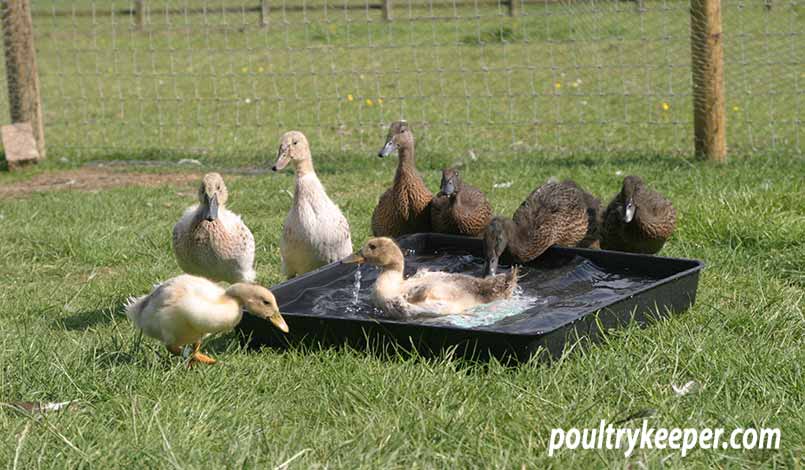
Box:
[0, 0, 801, 163]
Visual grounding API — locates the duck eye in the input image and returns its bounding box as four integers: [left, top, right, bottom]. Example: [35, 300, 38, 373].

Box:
[262, 300, 270, 305]
[292, 140, 298, 145]
[368, 243, 376, 250]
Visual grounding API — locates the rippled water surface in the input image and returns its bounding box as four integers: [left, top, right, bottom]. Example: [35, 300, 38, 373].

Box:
[279, 249, 660, 333]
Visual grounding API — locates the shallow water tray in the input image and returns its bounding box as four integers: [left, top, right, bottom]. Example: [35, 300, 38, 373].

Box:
[238, 233, 703, 361]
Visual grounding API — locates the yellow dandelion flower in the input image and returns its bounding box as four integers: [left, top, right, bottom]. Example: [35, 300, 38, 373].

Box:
[347, 94, 354, 102]
[661, 102, 670, 111]
[378, 98, 384, 105]
[366, 98, 374, 107]
[554, 82, 561, 89]
[258, 66, 264, 73]
[733, 106, 740, 112]
[241, 67, 248, 73]
[329, 24, 337, 33]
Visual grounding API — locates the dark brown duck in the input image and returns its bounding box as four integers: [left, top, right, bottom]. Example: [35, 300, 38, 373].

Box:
[430, 168, 493, 237]
[561, 179, 604, 249]
[483, 179, 599, 275]
[602, 176, 676, 254]
[371, 121, 433, 237]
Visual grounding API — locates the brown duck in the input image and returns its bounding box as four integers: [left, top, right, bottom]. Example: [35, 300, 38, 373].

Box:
[483, 179, 600, 275]
[602, 176, 676, 254]
[430, 168, 493, 237]
[371, 121, 433, 237]
[561, 179, 604, 249]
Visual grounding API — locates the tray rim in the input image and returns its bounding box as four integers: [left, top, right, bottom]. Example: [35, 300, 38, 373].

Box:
[265, 233, 705, 338]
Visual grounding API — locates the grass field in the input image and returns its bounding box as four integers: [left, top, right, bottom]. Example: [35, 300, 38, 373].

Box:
[2, 0, 800, 162]
[1, 150, 803, 467]
[1, 0, 804, 468]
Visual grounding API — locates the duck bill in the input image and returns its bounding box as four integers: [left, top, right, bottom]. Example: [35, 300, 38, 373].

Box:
[269, 313, 289, 334]
[342, 253, 366, 265]
[440, 178, 456, 197]
[623, 199, 635, 223]
[483, 257, 499, 277]
[201, 194, 219, 221]
[272, 146, 290, 172]
[378, 140, 396, 158]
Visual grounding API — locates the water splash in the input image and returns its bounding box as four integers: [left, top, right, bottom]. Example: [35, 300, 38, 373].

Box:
[351, 268, 362, 305]
[297, 250, 658, 332]
[423, 285, 541, 328]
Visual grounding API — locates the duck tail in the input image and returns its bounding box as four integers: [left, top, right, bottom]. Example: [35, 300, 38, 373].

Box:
[480, 266, 519, 301]
[505, 266, 520, 295]
[124, 294, 147, 321]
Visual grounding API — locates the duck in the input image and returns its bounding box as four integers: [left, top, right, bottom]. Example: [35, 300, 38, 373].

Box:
[343, 237, 518, 318]
[483, 179, 600, 275]
[371, 121, 433, 237]
[172, 173, 256, 283]
[601, 175, 676, 254]
[273, 130, 353, 278]
[125, 274, 288, 365]
[430, 167, 493, 237]
[561, 179, 604, 249]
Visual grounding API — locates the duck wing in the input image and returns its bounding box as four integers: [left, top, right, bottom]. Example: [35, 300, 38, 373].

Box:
[561, 180, 603, 248]
[511, 182, 589, 259]
[450, 184, 493, 237]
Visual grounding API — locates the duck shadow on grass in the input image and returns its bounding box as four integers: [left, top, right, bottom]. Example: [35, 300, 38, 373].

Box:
[54, 302, 127, 331]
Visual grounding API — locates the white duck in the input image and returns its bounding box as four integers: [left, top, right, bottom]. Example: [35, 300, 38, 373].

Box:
[272, 131, 353, 278]
[343, 237, 518, 318]
[173, 173, 256, 283]
[125, 274, 288, 365]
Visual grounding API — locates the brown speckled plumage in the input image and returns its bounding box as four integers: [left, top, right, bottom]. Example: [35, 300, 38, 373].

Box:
[483, 180, 593, 275]
[430, 168, 493, 237]
[371, 121, 433, 237]
[560, 179, 603, 248]
[602, 176, 676, 254]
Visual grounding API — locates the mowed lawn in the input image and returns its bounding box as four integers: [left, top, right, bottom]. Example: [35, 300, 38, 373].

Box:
[0, 149, 803, 467]
[0, 0, 804, 467]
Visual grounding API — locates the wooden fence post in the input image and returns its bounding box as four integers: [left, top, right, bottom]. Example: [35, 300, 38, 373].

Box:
[690, 0, 726, 162]
[382, 0, 392, 21]
[135, 0, 145, 30]
[2, 0, 45, 161]
[260, 0, 268, 27]
[508, 0, 520, 17]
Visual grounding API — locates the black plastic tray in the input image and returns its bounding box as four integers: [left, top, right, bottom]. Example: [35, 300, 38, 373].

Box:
[238, 233, 703, 361]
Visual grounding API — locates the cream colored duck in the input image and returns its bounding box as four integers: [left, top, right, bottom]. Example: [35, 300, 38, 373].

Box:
[125, 274, 288, 365]
[173, 173, 256, 283]
[272, 131, 353, 278]
[371, 121, 433, 237]
[344, 237, 518, 318]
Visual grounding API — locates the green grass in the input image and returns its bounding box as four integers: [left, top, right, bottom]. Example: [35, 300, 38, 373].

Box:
[0, 0, 803, 467]
[0, 150, 804, 467]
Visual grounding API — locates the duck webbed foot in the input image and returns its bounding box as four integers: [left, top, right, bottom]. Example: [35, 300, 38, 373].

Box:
[189, 341, 217, 366]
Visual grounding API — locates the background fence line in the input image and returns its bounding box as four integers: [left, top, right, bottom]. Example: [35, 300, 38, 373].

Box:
[1, 0, 802, 168]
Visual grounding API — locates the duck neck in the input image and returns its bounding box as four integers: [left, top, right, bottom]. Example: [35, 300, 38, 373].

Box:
[293, 158, 321, 201]
[294, 158, 316, 179]
[394, 143, 418, 183]
[373, 263, 404, 302]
